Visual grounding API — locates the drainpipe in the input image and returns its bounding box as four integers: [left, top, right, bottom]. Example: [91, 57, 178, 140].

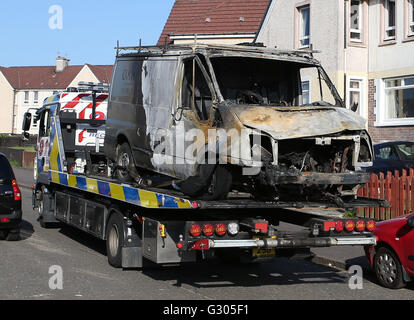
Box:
[12, 88, 16, 134]
[344, 0, 348, 108]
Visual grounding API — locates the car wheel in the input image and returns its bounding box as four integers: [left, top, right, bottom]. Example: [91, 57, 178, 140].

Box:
[116, 143, 138, 183]
[0, 230, 8, 240]
[6, 229, 20, 241]
[106, 213, 124, 268]
[374, 246, 405, 289]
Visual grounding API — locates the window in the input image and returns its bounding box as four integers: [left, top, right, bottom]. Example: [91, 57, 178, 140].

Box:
[350, 0, 363, 41]
[301, 80, 310, 105]
[298, 6, 310, 48]
[34, 91, 39, 104]
[396, 142, 414, 160]
[383, 76, 414, 120]
[24, 91, 29, 104]
[375, 146, 399, 160]
[182, 58, 213, 121]
[408, 0, 414, 36]
[347, 78, 366, 118]
[384, 0, 396, 40]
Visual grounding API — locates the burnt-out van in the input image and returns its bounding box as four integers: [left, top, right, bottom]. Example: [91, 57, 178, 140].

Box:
[104, 43, 373, 203]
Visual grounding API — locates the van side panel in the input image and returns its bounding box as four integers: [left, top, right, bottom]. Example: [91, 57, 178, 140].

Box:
[104, 58, 147, 164]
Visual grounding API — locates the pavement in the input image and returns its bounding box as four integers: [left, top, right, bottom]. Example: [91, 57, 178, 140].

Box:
[11, 166, 371, 273]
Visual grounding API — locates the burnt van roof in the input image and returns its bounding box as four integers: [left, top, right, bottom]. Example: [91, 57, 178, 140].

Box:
[116, 43, 320, 65]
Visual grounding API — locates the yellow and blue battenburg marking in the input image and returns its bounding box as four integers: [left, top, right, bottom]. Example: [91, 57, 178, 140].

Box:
[48, 171, 193, 209]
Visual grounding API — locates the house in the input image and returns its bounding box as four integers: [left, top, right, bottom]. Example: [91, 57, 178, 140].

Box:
[158, 0, 272, 45]
[159, 0, 414, 143]
[0, 57, 113, 134]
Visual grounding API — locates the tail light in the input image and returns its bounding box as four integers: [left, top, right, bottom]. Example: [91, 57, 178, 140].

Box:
[335, 220, 344, 232]
[366, 220, 376, 232]
[355, 220, 365, 232]
[202, 224, 214, 236]
[189, 224, 201, 237]
[215, 223, 227, 236]
[227, 223, 239, 236]
[12, 179, 21, 201]
[345, 220, 355, 232]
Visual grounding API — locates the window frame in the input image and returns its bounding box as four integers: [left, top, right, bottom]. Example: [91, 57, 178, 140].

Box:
[346, 76, 367, 119]
[301, 79, 311, 105]
[24, 91, 29, 104]
[34, 91, 39, 104]
[350, 0, 363, 42]
[297, 5, 311, 49]
[376, 75, 414, 126]
[384, 0, 397, 41]
[405, 0, 414, 39]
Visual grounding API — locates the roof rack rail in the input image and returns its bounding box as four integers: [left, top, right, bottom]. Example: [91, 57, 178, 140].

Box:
[114, 41, 320, 61]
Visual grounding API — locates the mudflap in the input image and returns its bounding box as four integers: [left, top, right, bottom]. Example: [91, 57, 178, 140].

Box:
[122, 247, 143, 269]
[41, 188, 60, 224]
[121, 218, 143, 269]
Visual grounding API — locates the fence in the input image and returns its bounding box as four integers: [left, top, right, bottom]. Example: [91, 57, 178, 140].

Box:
[357, 169, 414, 220]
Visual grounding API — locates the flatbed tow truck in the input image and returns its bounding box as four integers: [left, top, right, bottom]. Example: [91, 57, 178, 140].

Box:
[21, 67, 387, 270]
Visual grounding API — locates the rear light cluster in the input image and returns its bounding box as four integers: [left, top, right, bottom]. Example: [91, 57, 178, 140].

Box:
[324, 219, 375, 233]
[189, 222, 239, 237]
[12, 179, 21, 201]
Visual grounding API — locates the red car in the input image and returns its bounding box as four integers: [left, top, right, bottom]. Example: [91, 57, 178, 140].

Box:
[365, 214, 414, 289]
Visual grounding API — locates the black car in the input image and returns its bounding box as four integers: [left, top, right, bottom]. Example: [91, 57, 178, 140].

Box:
[0, 153, 22, 241]
[364, 141, 414, 175]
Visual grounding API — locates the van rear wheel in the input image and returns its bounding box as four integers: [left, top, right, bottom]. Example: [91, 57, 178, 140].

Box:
[116, 143, 138, 183]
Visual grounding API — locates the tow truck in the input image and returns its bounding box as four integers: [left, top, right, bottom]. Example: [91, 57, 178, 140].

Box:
[21, 67, 386, 270]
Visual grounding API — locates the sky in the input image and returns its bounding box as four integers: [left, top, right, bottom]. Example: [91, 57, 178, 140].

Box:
[0, 0, 175, 67]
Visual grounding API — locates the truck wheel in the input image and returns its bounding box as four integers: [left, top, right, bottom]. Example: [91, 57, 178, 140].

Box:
[374, 247, 405, 289]
[106, 213, 124, 268]
[116, 143, 138, 183]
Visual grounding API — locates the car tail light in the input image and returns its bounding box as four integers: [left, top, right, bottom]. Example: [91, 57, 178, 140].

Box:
[202, 224, 214, 236]
[335, 220, 344, 232]
[189, 224, 201, 237]
[215, 223, 227, 236]
[12, 179, 21, 201]
[1, 218, 10, 223]
[355, 220, 365, 232]
[366, 220, 376, 232]
[345, 220, 355, 232]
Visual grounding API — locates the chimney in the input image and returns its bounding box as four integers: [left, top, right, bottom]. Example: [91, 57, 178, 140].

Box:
[56, 56, 70, 72]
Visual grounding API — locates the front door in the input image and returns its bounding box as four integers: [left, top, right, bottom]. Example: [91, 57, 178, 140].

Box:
[169, 55, 217, 179]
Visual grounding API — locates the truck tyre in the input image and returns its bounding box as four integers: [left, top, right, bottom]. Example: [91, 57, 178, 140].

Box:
[179, 165, 232, 200]
[38, 188, 60, 229]
[374, 246, 405, 289]
[116, 143, 138, 183]
[106, 213, 125, 268]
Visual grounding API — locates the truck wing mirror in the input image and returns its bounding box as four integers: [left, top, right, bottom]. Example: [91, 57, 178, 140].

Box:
[22, 112, 32, 132]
